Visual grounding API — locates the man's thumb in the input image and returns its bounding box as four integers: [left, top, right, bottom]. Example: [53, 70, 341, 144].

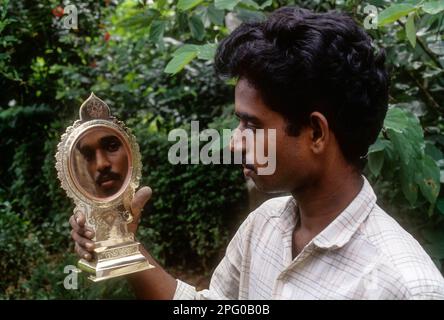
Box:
[131, 186, 152, 222]
[131, 187, 153, 223]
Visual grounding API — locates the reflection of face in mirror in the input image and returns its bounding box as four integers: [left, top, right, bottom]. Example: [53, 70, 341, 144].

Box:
[74, 128, 129, 198]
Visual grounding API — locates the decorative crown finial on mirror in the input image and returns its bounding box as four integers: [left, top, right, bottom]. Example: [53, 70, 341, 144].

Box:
[80, 92, 110, 121]
[55, 92, 154, 282]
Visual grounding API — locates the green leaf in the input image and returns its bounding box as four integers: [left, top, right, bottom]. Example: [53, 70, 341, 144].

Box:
[400, 163, 418, 206]
[387, 128, 421, 167]
[172, 43, 216, 61]
[164, 51, 198, 74]
[177, 0, 204, 11]
[117, 8, 159, 29]
[235, 8, 266, 22]
[368, 151, 385, 176]
[368, 138, 391, 154]
[155, 0, 167, 10]
[259, 0, 273, 9]
[422, 1, 444, 14]
[172, 44, 200, 56]
[378, 4, 417, 26]
[405, 13, 416, 48]
[417, 155, 441, 205]
[238, 0, 260, 9]
[385, 108, 424, 158]
[188, 15, 205, 41]
[384, 107, 410, 133]
[197, 43, 217, 60]
[225, 77, 238, 86]
[215, 0, 241, 11]
[149, 20, 166, 44]
[207, 4, 225, 25]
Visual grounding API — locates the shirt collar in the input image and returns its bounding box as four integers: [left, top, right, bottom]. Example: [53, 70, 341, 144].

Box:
[278, 175, 377, 250]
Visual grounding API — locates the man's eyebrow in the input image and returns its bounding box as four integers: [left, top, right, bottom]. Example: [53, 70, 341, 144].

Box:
[235, 112, 262, 124]
[99, 135, 121, 146]
[78, 145, 92, 156]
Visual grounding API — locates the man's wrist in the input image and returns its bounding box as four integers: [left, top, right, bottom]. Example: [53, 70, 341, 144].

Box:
[128, 223, 139, 235]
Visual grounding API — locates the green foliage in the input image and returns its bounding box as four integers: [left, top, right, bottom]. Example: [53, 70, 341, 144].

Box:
[423, 1, 444, 15]
[378, 3, 417, 26]
[0, 0, 245, 299]
[368, 107, 441, 208]
[178, 0, 205, 12]
[0, 0, 443, 298]
[165, 51, 198, 74]
[133, 112, 247, 269]
[367, 0, 444, 270]
[0, 202, 45, 295]
[405, 13, 416, 47]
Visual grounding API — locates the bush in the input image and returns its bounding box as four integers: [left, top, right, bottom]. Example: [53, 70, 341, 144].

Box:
[0, 202, 45, 297]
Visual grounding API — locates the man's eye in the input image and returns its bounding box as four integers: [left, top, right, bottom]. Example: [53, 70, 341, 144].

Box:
[245, 123, 257, 132]
[83, 152, 94, 162]
[239, 121, 256, 131]
[106, 141, 120, 152]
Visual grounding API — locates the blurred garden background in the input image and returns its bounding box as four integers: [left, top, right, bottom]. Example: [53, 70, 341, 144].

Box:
[0, 0, 443, 299]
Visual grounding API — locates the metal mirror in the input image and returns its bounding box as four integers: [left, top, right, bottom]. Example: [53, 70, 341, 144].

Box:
[55, 93, 153, 282]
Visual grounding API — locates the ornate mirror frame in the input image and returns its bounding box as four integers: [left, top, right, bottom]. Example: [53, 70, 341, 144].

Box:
[55, 93, 153, 282]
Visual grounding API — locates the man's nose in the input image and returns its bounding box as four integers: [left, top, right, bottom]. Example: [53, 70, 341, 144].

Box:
[95, 150, 111, 171]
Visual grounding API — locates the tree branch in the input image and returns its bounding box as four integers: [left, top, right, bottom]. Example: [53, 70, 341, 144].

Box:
[407, 70, 442, 113]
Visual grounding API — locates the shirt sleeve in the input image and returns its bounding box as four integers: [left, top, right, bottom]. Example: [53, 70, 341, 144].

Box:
[173, 211, 255, 300]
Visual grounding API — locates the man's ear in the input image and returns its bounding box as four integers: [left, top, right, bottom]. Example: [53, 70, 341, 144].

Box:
[309, 111, 329, 154]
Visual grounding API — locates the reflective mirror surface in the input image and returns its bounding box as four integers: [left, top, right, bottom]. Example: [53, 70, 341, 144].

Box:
[70, 127, 130, 199]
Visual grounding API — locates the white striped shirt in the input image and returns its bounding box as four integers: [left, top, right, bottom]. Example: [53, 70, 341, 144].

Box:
[174, 177, 444, 299]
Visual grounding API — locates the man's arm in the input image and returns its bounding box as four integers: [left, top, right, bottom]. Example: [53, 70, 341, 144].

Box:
[125, 187, 178, 299]
[69, 186, 245, 300]
[127, 245, 177, 299]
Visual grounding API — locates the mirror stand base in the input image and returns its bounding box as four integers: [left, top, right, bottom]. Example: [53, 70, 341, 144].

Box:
[77, 242, 154, 282]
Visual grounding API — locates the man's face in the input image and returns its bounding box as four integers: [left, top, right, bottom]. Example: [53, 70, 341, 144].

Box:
[231, 79, 319, 194]
[77, 129, 128, 197]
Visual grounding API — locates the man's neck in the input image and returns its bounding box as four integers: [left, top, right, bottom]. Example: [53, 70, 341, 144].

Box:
[291, 169, 363, 236]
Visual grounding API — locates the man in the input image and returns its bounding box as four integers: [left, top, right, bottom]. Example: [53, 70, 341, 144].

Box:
[69, 7, 444, 299]
[76, 129, 128, 198]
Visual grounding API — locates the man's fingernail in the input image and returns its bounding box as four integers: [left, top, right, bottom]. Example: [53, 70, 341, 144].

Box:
[86, 243, 94, 249]
[76, 217, 80, 224]
[85, 231, 93, 238]
[84, 253, 91, 260]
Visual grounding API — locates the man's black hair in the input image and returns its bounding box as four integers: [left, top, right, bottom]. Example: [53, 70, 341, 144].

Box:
[215, 6, 389, 169]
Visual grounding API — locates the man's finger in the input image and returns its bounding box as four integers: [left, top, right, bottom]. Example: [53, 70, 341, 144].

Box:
[75, 243, 93, 261]
[131, 186, 152, 221]
[69, 214, 84, 234]
[69, 214, 94, 238]
[73, 210, 86, 228]
[71, 230, 95, 251]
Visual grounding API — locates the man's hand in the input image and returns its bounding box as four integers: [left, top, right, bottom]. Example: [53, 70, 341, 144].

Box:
[69, 186, 152, 261]
[68, 185, 176, 299]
